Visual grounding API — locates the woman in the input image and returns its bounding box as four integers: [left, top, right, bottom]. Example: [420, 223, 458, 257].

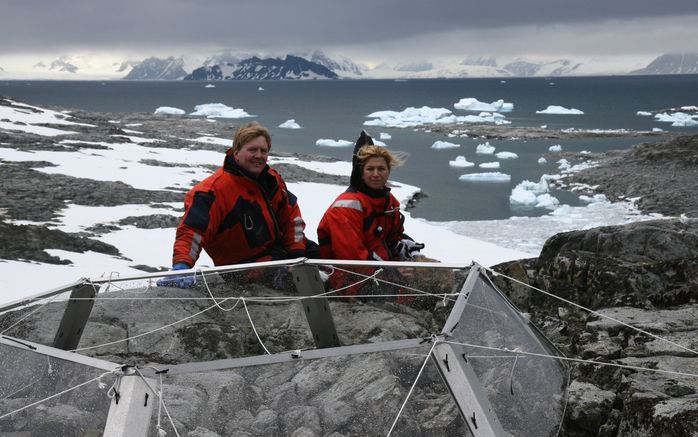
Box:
[317, 131, 424, 299]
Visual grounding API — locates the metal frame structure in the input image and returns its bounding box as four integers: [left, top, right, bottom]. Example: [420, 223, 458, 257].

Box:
[0, 259, 565, 437]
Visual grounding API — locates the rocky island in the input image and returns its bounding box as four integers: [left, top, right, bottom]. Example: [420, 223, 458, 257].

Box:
[0, 97, 696, 436]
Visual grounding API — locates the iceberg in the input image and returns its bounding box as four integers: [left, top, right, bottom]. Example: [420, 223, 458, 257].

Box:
[476, 141, 495, 154]
[190, 103, 253, 118]
[316, 139, 353, 147]
[459, 172, 511, 182]
[454, 98, 514, 112]
[154, 106, 185, 115]
[449, 156, 475, 167]
[536, 105, 584, 115]
[432, 140, 460, 149]
[279, 119, 302, 129]
[495, 151, 518, 159]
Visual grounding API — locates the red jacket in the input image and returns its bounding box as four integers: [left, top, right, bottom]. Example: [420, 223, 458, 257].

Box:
[317, 186, 407, 297]
[318, 186, 405, 261]
[172, 153, 306, 267]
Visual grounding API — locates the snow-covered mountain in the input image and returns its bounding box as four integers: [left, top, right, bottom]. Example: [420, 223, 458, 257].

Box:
[308, 51, 366, 77]
[123, 56, 188, 80]
[631, 53, 698, 75]
[232, 55, 337, 80]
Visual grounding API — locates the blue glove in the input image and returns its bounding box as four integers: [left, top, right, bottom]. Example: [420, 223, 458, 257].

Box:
[392, 239, 425, 261]
[156, 263, 196, 288]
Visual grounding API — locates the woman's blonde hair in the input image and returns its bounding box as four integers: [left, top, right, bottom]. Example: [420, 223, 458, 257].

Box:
[233, 122, 272, 151]
[355, 145, 405, 171]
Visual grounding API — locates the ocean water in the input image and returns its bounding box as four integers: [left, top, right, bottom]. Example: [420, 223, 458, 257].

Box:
[3, 76, 698, 222]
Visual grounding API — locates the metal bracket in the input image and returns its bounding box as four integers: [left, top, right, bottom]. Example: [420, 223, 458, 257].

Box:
[103, 373, 156, 437]
[291, 265, 340, 348]
[432, 342, 506, 437]
[53, 283, 96, 350]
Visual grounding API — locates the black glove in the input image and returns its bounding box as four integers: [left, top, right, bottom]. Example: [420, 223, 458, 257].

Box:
[392, 239, 425, 260]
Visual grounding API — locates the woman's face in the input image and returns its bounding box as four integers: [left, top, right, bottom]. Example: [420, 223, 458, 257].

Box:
[362, 156, 390, 190]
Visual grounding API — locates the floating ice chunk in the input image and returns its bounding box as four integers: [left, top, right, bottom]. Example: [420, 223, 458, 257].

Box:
[459, 172, 510, 182]
[453, 98, 514, 112]
[636, 111, 652, 116]
[462, 112, 511, 124]
[652, 127, 664, 132]
[509, 176, 558, 209]
[373, 140, 388, 147]
[364, 106, 509, 128]
[548, 144, 562, 152]
[449, 156, 475, 167]
[476, 142, 495, 154]
[579, 193, 608, 203]
[191, 103, 253, 118]
[510, 188, 538, 205]
[557, 159, 571, 171]
[154, 106, 185, 115]
[495, 151, 518, 159]
[654, 112, 698, 127]
[431, 140, 460, 149]
[279, 119, 302, 129]
[365, 106, 456, 128]
[258, 87, 264, 91]
[315, 139, 353, 147]
[540, 125, 547, 129]
[205, 84, 216, 88]
[538, 157, 547, 164]
[681, 105, 698, 111]
[535, 193, 559, 209]
[500, 80, 507, 83]
[479, 161, 500, 169]
[380, 132, 392, 140]
[536, 105, 584, 115]
[551, 204, 572, 216]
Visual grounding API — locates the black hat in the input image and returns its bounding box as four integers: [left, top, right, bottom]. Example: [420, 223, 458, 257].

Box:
[350, 130, 374, 187]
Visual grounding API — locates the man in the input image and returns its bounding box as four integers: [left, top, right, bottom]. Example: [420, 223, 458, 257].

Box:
[160, 122, 308, 287]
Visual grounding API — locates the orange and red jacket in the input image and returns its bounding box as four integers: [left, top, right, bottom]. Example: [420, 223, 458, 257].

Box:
[318, 186, 404, 262]
[317, 186, 407, 296]
[172, 153, 306, 267]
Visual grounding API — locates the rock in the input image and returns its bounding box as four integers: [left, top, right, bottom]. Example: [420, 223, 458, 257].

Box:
[564, 381, 616, 434]
[493, 218, 698, 437]
[565, 135, 698, 217]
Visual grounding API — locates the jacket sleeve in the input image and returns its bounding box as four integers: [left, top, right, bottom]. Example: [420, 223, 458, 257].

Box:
[321, 199, 372, 261]
[172, 189, 216, 267]
[385, 195, 407, 258]
[274, 178, 307, 256]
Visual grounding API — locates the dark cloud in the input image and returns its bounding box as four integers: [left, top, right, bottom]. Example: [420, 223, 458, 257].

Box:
[1, 0, 698, 55]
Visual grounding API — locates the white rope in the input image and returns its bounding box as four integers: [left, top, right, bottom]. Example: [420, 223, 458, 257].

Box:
[483, 266, 698, 356]
[134, 368, 181, 437]
[333, 265, 458, 303]
[242, 298, 271, 355]
[445, 340, 698, 380]
[72, 301, 223, 352]
[0, 369, 118, 420]
[199, 268, 240, 312]
[386, 339, 438, 436]
[1, 378, 40, 400]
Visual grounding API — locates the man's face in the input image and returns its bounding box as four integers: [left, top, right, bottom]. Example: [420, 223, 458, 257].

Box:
[233, 135, 269, 176]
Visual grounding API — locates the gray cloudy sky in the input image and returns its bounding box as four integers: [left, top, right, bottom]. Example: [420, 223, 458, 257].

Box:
[2, 0, 698, 64]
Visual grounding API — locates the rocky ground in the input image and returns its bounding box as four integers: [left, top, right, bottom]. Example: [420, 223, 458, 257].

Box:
[562, 134, 698, 218]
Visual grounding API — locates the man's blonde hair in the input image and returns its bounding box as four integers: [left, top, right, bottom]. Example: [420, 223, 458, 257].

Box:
[355, 145, 404, 171]
[233, 122, 272, 151]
